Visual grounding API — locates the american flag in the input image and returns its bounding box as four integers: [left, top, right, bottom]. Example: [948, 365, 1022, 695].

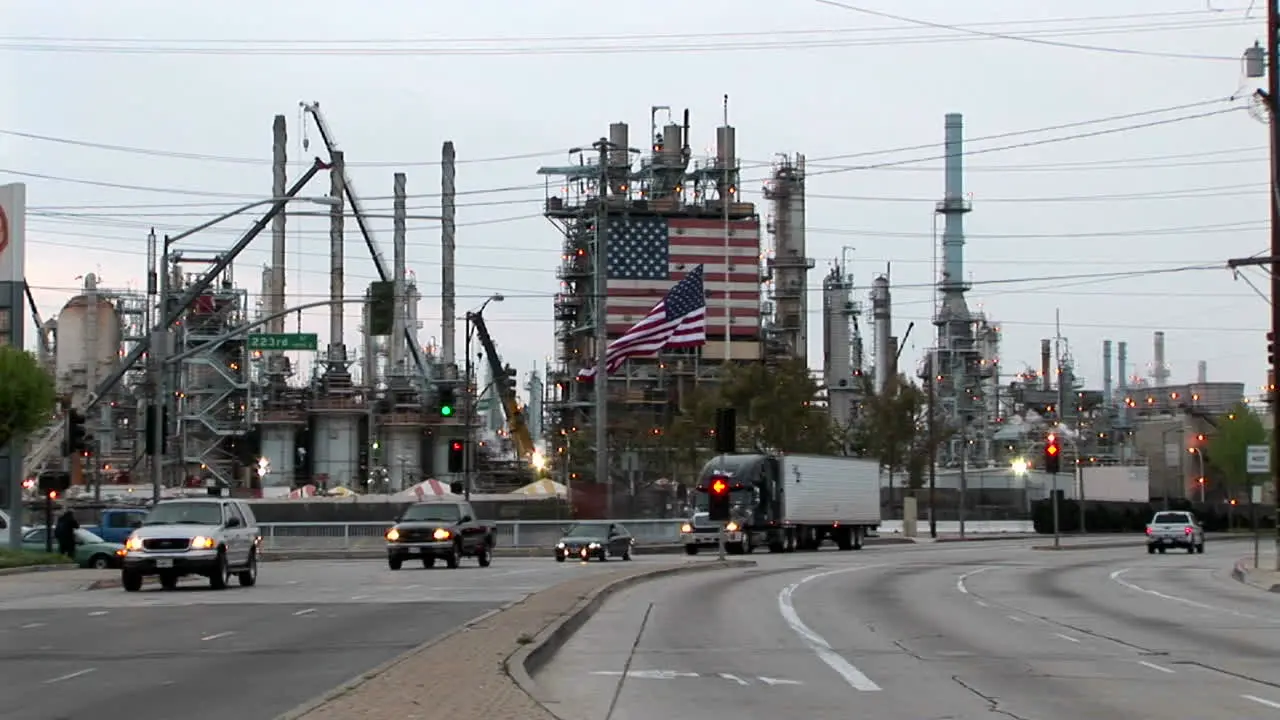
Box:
[578, 265, 707, 379]
[604, 216, 761, 340]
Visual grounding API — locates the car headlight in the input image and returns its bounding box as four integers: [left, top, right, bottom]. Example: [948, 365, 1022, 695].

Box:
[385, 528, 401, 542]
[556, 542, 565, 549]
[190, 536, 216, 550]
[125, 536, 144, 551]
[680, 523, 693, 533]
[725, 521, 740, 532]
[432, 528, 452, 541]
[588, 542, 601, 549]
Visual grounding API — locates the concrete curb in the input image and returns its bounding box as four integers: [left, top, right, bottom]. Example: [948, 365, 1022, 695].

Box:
[272, 602, 518, 720]
[505, 559, 756, 709]
[933, 533, 1038, 544]
[1231, 557, 1280, 593]
[0, 563, 77, 577]
[1031, 541, 1139, 551]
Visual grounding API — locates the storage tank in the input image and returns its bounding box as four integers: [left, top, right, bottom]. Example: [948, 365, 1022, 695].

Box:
[54, 293, 121, 401]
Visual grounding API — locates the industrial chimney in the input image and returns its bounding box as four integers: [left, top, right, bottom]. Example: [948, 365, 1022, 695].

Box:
[1102, 340, 1113, 407]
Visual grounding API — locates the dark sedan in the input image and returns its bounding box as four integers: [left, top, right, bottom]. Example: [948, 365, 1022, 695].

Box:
[554, 522, 634, 562]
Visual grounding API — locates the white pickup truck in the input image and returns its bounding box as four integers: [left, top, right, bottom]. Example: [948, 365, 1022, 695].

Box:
[1145, 510, 1205, 554]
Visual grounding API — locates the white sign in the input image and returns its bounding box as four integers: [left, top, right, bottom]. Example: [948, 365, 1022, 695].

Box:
[1247, 445, 1271, 475]
[1252, 485, 1264, 504]
[0, 183, 24, 283]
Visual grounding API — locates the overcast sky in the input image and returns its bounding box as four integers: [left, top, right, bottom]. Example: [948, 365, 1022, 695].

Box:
[0, 0, 1269, 396]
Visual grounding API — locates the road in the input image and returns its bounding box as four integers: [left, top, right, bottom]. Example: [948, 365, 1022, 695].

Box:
[0, 555, 674, 720]
[536, 538, 1280, 720]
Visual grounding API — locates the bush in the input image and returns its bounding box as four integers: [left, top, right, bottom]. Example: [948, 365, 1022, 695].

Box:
[0, 548, 72, 569]
[1032, 496, 1277, 534]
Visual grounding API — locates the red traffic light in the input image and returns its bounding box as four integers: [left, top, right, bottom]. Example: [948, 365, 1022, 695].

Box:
[1046, 444, 1059, 456]
[710, 478, 728, 495]
[450, 441, 463, 452]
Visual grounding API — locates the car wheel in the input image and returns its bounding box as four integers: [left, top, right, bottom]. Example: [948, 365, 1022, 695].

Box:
[622, 544, 632, 561]
[421, 556, 436, 569]
[1196, 543, 1205, 554]
[388, 556, 403, 571]
[685, 545, 698, 556]
[1186, 545, 1195, 554]
[555, 553, 566, 563]
[237, 551, 258, 587]
[445, 543, 461, 569]
[121, 569, 143, 592]
[89, 554, 111, 570]
[1147, 545, 1156, 554]
[477, 544, 492, 567]
[160, 572, 179, 591]
[1157, 547, 1166, 554]
[209, 551, 229, 590]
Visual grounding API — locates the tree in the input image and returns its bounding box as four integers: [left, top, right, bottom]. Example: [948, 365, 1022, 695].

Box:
[1206, 402, 1268, 497]
[715, 358, 839, 454]
[0, 345, 56, 451]
[852, 373, 953, 496]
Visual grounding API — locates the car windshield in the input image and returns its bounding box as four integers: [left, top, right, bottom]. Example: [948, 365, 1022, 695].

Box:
[1152, 512, 1192, 525]
[564, 524, 606, 538]
[143, 502, 222, 526]
[401, 504, 461, 523]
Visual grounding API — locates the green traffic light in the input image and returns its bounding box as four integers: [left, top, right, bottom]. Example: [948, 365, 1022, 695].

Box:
[440, 405, 454, 417]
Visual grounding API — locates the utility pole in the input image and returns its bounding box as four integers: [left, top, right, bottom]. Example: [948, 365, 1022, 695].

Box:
[927, 366, 937, 539]
[593, 138, 612, 518]
[1269, 0, 1280, 571]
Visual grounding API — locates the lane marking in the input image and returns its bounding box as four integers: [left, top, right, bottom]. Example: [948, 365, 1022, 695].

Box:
[20, 622, 44, 629]
[87, 611, 108, 617]
[1053, 633, 1081, 643]
[956, 566, 993, 595]
[719, 673, 749, 686]
[1138, 660, 1175, 674]
[759, 676, 803, 686]
[974, 600, 989, 607]
[293, 608, 317, 616]
[1006, 615, 1026, 623]
[349, 595, 369, 601]
[201, 631, 234, 641]
[44, 668, 95, 684]
[1109, 569, 1262, 620]
[1244, 694, 1280, 709]
[778, 564, 887, 692]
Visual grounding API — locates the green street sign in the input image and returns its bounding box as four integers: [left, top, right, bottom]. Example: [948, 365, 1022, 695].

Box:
[246, 333, 319, 351]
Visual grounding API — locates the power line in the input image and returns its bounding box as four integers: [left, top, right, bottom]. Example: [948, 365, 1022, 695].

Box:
[808, 182, 1265, 204]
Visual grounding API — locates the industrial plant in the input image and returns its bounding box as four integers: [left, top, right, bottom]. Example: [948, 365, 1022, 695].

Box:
[11, 101, 1257, 516]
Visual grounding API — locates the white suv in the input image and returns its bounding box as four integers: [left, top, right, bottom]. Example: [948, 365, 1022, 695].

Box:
[120, 497, 261, 591]
[1146, 510, 1205, 554]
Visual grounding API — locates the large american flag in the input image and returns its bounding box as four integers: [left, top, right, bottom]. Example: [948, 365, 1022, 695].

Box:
[579, 266, 707, 379]
[604, 216, 761, 340]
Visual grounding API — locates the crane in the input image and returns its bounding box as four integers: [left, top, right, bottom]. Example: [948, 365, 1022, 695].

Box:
[468, 313, 536, 462]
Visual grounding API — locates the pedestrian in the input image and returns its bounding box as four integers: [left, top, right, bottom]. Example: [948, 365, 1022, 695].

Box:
[54, 506, 79, 559]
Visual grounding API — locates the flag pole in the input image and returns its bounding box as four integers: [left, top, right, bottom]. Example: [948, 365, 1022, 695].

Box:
[722, 93, 731, 364]
[594, 137, 612, 518]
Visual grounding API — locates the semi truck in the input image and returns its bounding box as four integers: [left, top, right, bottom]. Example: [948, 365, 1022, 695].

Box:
[682, 453, 881, 554]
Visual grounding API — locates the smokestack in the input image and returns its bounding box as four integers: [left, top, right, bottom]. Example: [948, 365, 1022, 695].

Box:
[269, 115, 287, 338]
[1102, 340, 1113, 406]
[1152, 331, 1169, 386]
[1118, 341, 1128, 390]
[1197, 360, 1207, 384]
[327, 150, 345, 364]
[871, 275, 891, 393]
[441, 141, 456, 368]
[939, 113, 968, 296]
[1040, 339, 1052, 391]
[391, 172, 407, 371]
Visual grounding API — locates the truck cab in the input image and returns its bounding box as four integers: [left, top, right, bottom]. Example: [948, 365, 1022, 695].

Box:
[85, 508, 147, 544]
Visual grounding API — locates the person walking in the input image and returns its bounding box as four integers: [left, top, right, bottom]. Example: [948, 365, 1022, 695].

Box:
[54, 507, 79, 559]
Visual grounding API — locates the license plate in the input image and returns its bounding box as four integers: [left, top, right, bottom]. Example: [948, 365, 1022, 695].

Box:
[155, 559, 174, 568]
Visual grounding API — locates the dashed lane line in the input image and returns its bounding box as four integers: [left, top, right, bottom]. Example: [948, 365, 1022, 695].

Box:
[200, 631, 234, 641]
[1243, 694, 1280, 710]
[1138, 660, 1175, 674]
[44, 668, 95, 684]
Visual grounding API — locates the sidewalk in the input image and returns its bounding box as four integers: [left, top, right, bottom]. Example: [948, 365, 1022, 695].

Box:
[284, 561, 739, 720]
[1232, 549, 1280, 593]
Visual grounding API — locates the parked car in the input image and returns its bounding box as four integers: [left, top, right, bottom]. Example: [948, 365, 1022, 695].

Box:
[384, 499, 495, 570]
[555, 522, 634, 562]
[120, 498, 260, 591]
[1146, 510, 1205, 554]
[23, 527, 123, 569]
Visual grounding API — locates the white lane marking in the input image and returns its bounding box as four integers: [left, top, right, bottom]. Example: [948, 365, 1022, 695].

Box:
[20, 622, 45, 629]
[974, 600, 989, 607]
[719, 673, 749, 686]
[1006, 615, 1026, 623]
[758, 676, 803, 686]
[1053, 633, 1081, 643]
[778, 564, 887, 692]
[1243, 694, 1280, 709]
[590, 670, 698, 679]
[1138, 660, 1175, 674]
[349, 595, 369, 601]
[956, 566, 993, 595]
[87, 611, 108, 617]
[44, 668, 95, 684]
[200, 631, 234, 641]
[293, 608, 317, 616]
[1109, 569, 1261, 620]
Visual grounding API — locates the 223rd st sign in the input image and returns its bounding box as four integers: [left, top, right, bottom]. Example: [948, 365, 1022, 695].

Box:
[246, 333, 319, 351]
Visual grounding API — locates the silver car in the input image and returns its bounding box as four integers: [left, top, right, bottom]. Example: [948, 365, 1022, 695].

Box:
[120, 498, 261, 591]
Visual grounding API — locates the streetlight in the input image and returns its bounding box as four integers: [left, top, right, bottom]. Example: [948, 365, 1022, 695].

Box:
[462, 294, 505, 499]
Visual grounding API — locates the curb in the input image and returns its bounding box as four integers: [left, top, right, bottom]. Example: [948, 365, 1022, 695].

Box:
[272, 602, 517, 720]
[505, 559, 756, 708]
[85, 575, 158, 591]
[933, 534, 1038, 544]
[0, 563, 77, 577]
[1231, 557, 1280, 593]
[258, 544, 687, 562]
[1031, 541, 1139, 551]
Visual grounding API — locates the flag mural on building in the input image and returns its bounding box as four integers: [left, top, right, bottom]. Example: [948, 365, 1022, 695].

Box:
[605, 216, 761, 340]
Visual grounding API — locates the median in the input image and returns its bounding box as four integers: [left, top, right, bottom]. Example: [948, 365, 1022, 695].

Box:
[0, 548, 74, 575]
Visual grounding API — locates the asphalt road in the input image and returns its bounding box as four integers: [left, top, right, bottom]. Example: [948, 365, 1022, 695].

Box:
[536, 537, 1280, 720]
[0, 555, 671, 720]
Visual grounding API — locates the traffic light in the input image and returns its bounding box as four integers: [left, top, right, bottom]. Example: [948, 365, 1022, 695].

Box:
[63, 410, 88, 457]
[438, 387, 456, 417]
[708, 477, 731, 521]
[368, 281, 395, 337]
[447, 440, 465, 473]
[502, 365, 518, 393]
[38, 470, 70, 496]
[1269, 331, 1276, 365]
[1044, 433, 1061, 475]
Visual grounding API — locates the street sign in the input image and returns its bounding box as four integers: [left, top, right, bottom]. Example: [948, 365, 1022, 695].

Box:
[1252, 485, 1264, 504]
[246, 333, 318, 351]
[1246, 444, 1271, 475]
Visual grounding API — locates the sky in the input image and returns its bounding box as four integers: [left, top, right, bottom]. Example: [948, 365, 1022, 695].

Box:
[0, 0, 1271, 397]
